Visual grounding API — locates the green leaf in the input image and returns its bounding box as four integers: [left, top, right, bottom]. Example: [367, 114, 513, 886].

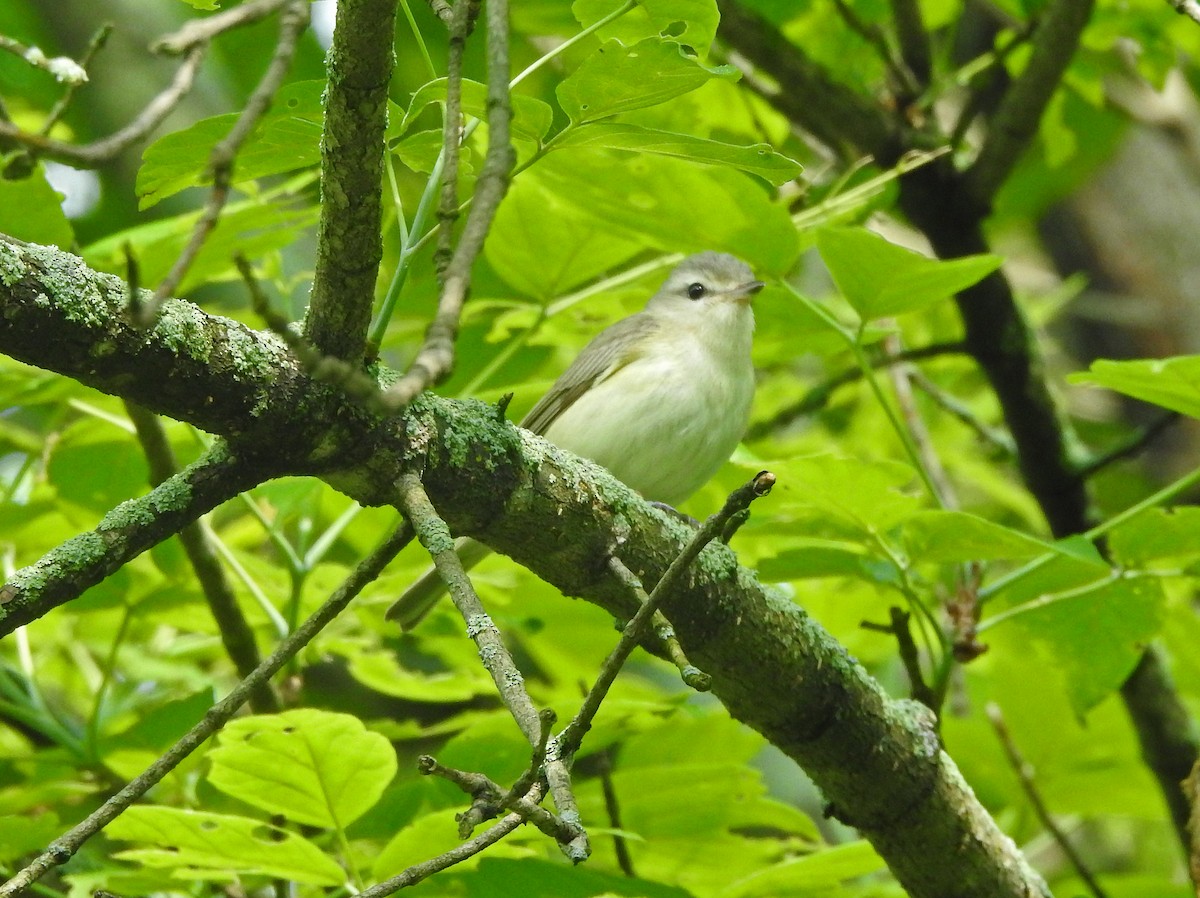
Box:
[137, 81, 327, 209]
[901, 510, 1054, 562]
[207, 709, 397, 829]
[995, 576, 1165, 715]
[759, 544, 901, 586]
[816, 226, 1003, 320]
[107, 806, 345, 884]
[83, 194, 318, 295]
[1069, 355, 1200, 418]
[572, 0, 721, 57]
[1110, 507, 1200, 566]
[519, 150, 799, 275]
[484, 161, 644, 297]
[398, 77, 553, 141]
[458, 857, 692, 898]
[555, 123, 801, 185]
[0, 165, 74, 248]
[721, 840, 887, 897]
[557, 39, 737, 124]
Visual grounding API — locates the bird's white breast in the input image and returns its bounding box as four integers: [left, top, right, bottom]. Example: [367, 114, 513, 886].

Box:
[543, 305, 754, 506]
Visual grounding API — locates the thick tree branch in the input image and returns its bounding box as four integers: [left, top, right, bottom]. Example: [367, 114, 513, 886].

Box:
[964, 0, 1096, 204]
[715, 0, 899, 160]
[303, 0, 398, 363]
[0, 238, 1049, 898]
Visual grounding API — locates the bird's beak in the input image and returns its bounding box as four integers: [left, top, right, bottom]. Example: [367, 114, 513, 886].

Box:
[733, 280, 766, 305]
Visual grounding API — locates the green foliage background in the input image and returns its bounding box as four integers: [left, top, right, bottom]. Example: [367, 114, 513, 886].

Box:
[1, 0, 1198, 895]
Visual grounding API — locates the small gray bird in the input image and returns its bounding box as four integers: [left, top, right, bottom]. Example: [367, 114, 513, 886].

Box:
[387, 251, 763, 628]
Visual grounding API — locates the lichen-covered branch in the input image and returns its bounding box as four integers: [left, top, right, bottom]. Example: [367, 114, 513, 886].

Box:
[303, 0, 398, 364]
[0, 440, 266, 636]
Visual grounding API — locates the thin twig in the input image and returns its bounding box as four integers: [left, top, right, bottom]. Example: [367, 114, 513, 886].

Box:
[883, 333, 959, 510]
[381, 0, 514, 409]
[746, 341, 967, 439]
[828, 0, 919, 98]
[356, 799, 536, 898]
[41, 24, 113, 135]
[140, 0, 308, 322]
[236, 256, 388, 409]
[153, 0, 291, 54]
[556, 471, 776, 759]
[0, 34, 87, 84]
[0, 47, 205, 168]
[0, 524, 412, 898]
[1075, 411, 1181, 479]
[907, 367, 1015, 455]
[595, 749, 636, 877]
[862, 608, 936, 710]
[434, 1, 476, 277]
[986, 703, 1108, 898]
[395, 472, 588, 861]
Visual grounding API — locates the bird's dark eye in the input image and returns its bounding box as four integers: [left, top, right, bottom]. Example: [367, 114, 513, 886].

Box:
[687, 282, 707, 300]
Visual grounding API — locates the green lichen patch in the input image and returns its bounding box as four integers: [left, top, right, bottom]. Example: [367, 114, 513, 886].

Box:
[0, 242, 28, 286]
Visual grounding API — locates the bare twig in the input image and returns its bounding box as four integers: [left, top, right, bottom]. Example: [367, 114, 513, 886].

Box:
[0, 34, 87, 84]
[0, 47, 204, 168]
[596, 749, 636, 877]
[0, 524, 412, 898]
[884, 334, 959, 510]
[357, 798, 536, 898]
[1075, 411, 1181, 479]
[434, 1, 477, 277]
[381, 0, 514, 409]
[41, 24, 113, 135]
[907, 367, 1016, 455]
[140, 0, 308, 321]
[862, 608, 936, 710]
[556, 471, 777, 759]
[124, 403, 278, 713]
[419, 755, 579, 844]
[746, 341, 967, 440]
[395, 472, 588, 861]
[987, 703, 1108, 898]
[236, 257, 390, 409]
[828, 0, 919, 98]
[154, 0, 291, 54]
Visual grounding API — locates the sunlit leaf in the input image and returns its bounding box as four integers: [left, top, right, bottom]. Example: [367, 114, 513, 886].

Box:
[107, 807, 345, 884]
[1069, 355, 1200, 418]
[207, 709, 396, 829]
[817, 227, 1003, 320]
